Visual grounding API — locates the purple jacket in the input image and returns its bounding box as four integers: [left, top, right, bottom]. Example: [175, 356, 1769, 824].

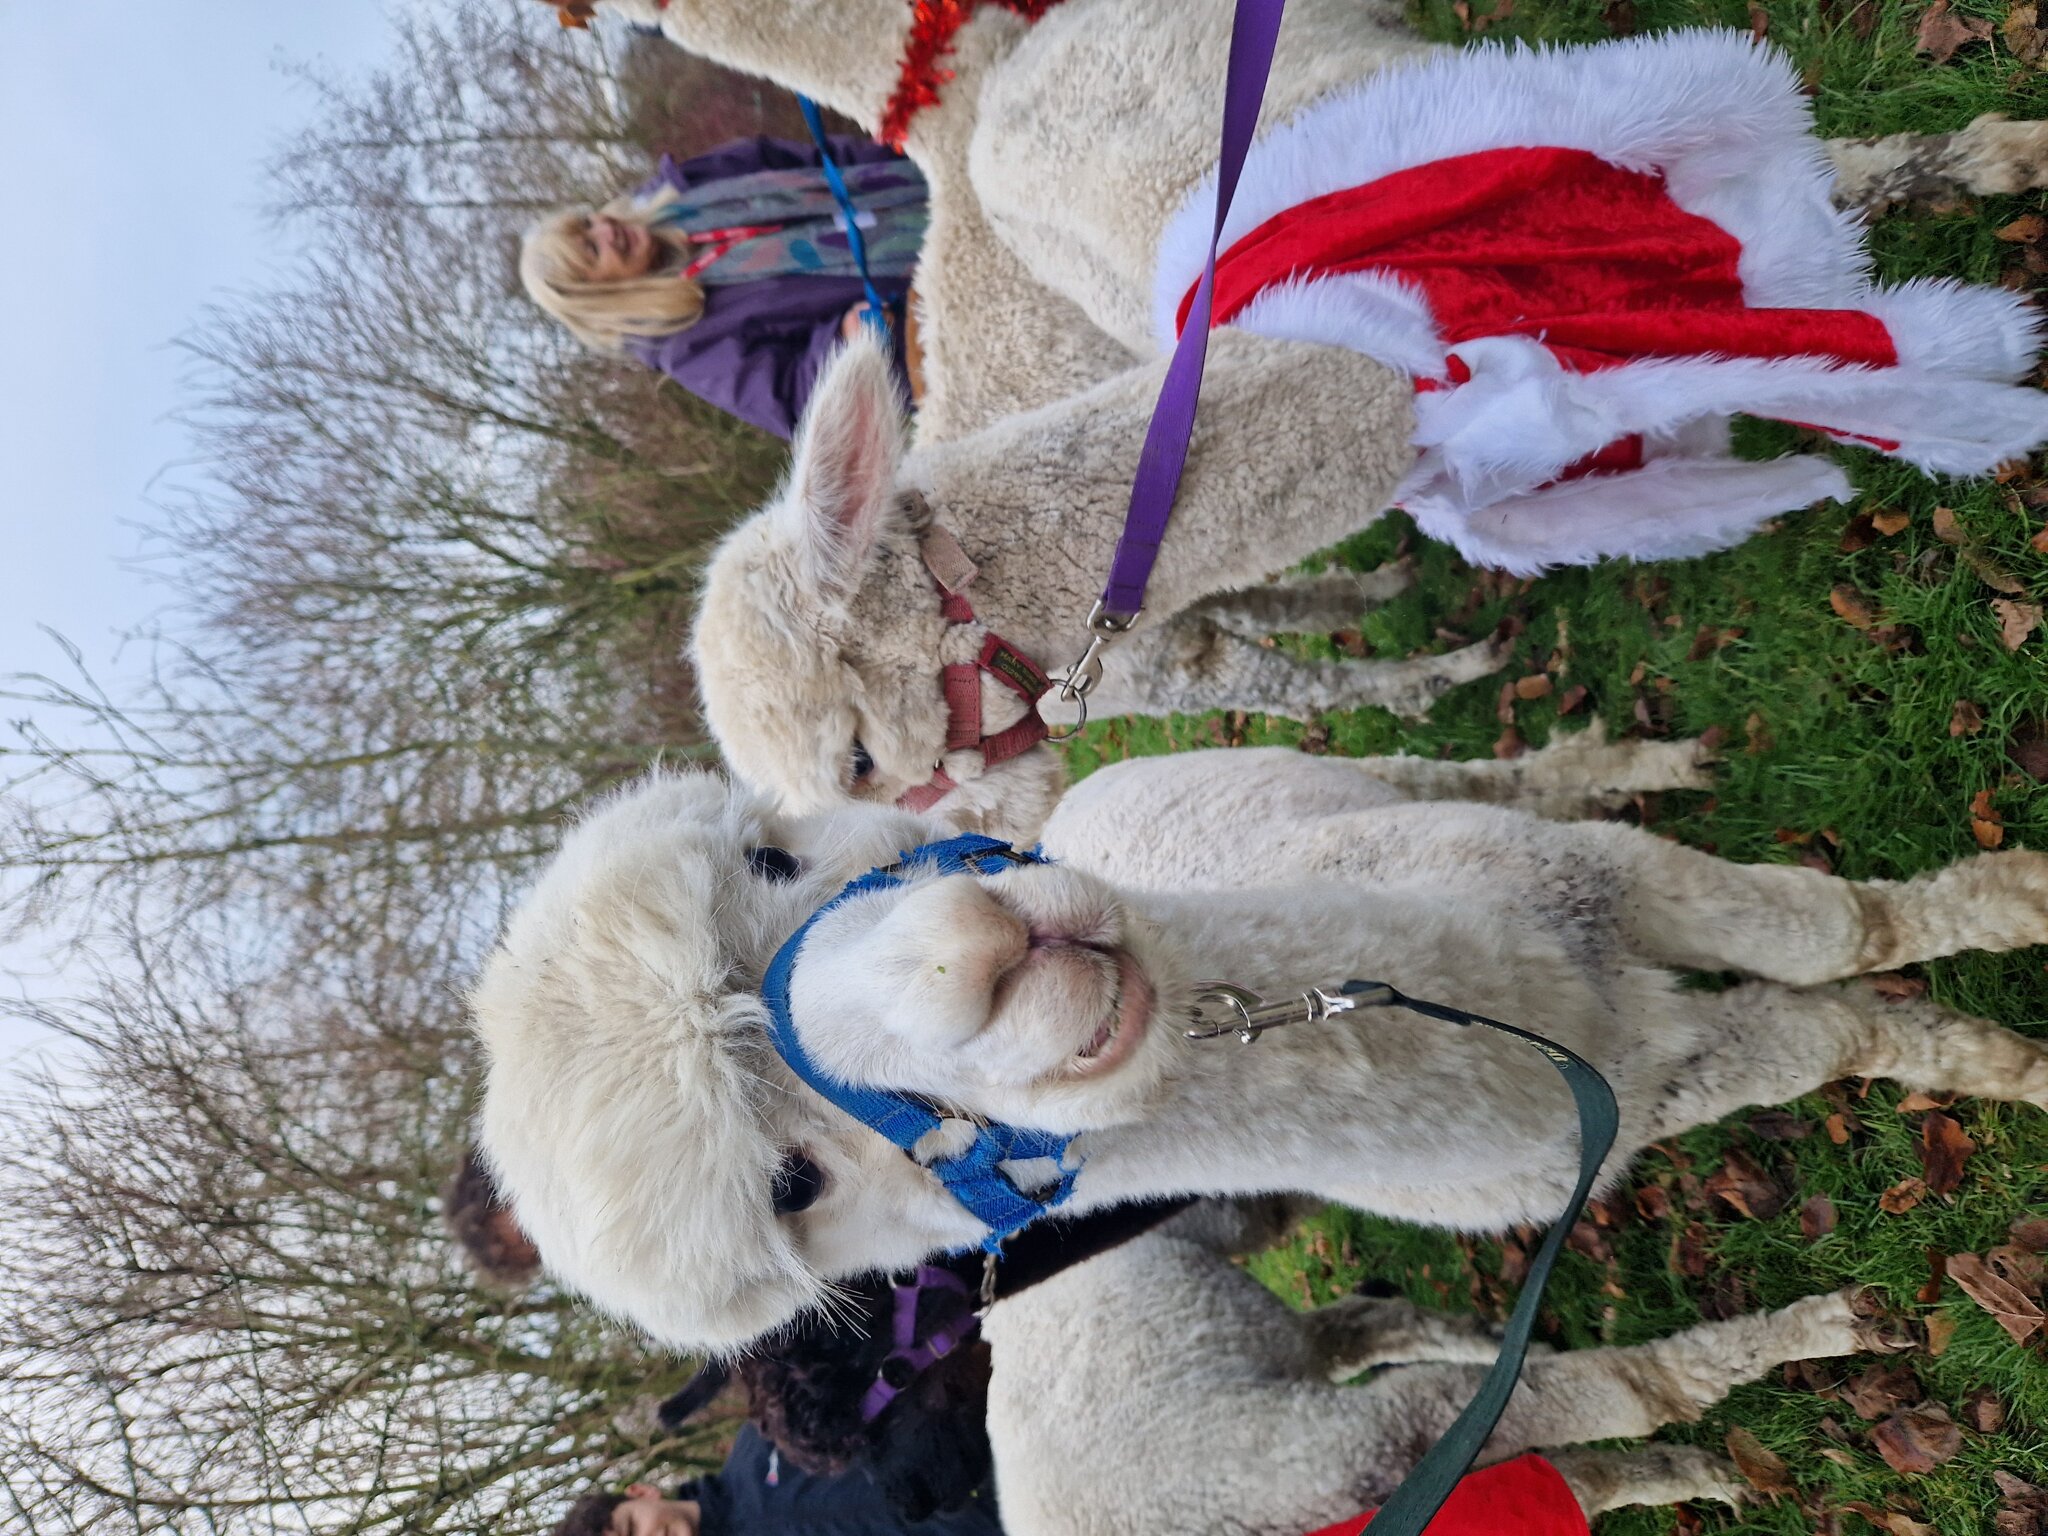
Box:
[623, 136, 920, 439]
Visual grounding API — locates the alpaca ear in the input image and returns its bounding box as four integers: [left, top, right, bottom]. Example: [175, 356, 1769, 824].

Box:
[779, 331, 907, 597]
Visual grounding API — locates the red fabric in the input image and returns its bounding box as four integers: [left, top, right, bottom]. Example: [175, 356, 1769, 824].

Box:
[880, 0, 1070, 148]
[1181, 146, 1897, 376]
[896, 766, 958, 813]
[1305, 1455, 1589, 1536]
[942, 663, 984, 752]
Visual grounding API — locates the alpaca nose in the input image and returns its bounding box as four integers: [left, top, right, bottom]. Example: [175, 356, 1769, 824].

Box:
[869, 879, 1029, 1045]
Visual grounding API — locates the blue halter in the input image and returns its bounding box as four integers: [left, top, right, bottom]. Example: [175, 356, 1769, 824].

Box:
[760, 833, 1080, 1250]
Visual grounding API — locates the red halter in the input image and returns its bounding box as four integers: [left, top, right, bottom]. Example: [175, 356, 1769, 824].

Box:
[896, 523, 1052, 814]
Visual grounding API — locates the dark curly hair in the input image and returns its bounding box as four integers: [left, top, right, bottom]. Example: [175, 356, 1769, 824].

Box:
[549, 1490, 625, 1536]
[731, 1260, 993, 1518]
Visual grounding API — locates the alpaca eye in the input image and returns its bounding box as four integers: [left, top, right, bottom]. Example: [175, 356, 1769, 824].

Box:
[747, 847, 801, 882]
[769, 1152, 825, 1215]
[850, 740, 876, 782]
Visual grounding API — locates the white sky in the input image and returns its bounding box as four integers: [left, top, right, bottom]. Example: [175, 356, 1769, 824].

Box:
[0, 2, 396, 1080]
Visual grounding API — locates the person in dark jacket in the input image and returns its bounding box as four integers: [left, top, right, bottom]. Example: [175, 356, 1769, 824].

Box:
[548, 1424, 1003, 1536]
[519, 135, 925, 437]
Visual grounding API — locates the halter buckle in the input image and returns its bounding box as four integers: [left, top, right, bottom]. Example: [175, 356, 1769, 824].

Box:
[1185, 981, 1374, 1043]
[1042, 602, 1141, 740]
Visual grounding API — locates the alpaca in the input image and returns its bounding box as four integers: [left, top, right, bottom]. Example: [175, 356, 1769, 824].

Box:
[469, 737, 2048, 1352]
[600, 0, 2048, 838]
[982, 1199, 1884, 1535]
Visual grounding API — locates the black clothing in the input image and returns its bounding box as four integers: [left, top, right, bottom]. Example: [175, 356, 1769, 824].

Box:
[685, 1426, 1004, 1536]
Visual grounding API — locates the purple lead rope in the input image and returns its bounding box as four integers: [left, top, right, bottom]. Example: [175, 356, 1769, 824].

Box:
[1097, 0, 1291, 621]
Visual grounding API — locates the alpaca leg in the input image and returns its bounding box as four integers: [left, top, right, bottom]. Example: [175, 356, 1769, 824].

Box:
[1193, 563, 1413, 640]
[1586, 831, 2048, 984]
[1345, 719, 1716, 819]
[1395, 813, 2048, 985]
[1635, 981, 2048, 1147]
[1142, 616, 1511, 722]
[1303, 1295, 1508, 1380]
[1826, 115, 2048, 217]
[1545, 1446, 1748, 1516]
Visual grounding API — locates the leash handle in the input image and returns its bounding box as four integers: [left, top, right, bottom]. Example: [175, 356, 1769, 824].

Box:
[1336, 981, 1620, 1536]
[1099, 0, 1289, 622]
[796, 93, 896, 336]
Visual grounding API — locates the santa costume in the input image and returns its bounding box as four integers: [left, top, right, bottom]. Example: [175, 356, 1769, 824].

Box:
[1154, 30, 2048, 573]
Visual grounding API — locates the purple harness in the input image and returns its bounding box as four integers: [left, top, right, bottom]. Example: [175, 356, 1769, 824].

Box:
[857, 1264, 979, 1423]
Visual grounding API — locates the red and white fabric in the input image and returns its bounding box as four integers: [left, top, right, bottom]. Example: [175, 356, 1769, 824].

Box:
[1152, 30, 2048, 574]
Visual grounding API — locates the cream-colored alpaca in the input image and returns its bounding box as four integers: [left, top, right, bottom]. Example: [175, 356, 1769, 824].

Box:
[470, 738, 2048, 1352]
[614, 0, 2048, 840]
[985, 1199, 1876, 1535]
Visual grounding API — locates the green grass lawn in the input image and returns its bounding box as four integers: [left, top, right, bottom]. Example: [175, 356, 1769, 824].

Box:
[1061, 4, 2048, 1529]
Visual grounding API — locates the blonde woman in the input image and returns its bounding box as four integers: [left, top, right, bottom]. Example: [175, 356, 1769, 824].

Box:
[522, 135, 926, 438]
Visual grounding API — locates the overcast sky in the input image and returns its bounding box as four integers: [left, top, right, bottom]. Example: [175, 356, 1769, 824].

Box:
[0, 2, 396, 1080]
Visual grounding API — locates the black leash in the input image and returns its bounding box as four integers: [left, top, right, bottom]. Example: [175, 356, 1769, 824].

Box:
[1189, 978, 1619, 1536]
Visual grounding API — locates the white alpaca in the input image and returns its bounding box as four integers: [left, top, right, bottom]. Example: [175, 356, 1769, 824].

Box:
[470, 738, 2048, 1352]
[626, 0, 2048, 840]
[984, 1199, 1880, 1534]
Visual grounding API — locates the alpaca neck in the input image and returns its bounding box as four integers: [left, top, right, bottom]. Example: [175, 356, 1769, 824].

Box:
[1057, 884, 1576, 1216]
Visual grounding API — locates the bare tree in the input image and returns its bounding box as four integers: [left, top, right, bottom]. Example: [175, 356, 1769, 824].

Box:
[0, 4, 835, 1528]
[0, 913, 733, 1536]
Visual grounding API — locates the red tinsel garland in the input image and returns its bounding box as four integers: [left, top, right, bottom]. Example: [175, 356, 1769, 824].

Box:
[879, 0, 1069, 148]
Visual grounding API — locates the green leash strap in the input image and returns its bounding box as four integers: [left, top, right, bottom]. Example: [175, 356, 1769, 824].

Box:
[1337, 980, 1620, 1536]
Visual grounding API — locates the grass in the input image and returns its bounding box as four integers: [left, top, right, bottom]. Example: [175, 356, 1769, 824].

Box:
[1059, 5, 2048, 1530]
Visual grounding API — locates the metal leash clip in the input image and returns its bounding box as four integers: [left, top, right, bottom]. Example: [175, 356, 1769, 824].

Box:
[1184, 980, 1393, 1043]
[1040, 602, 1141, 741]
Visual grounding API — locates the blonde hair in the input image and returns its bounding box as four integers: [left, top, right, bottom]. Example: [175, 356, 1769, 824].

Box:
[519, 189, 706, 354]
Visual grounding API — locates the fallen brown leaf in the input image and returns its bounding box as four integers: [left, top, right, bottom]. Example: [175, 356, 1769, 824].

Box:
[1747, 0, 1770, 37]
[1870, 1403, 1963, 1474]
[1745, 711, 1773, 755]
[1916, 0, 1995, 58]
[1971, 787, 2007, 850]
[1841, 1361, 1923, 1420]
[1825, 1111, 1854, 1144]
[2009, 1214, 2048, 1251]
[1965, 1385, 2008, 1433]
[1705, 1148, 1787, 1220]
[1880, 1176, 1928, 1214]
[1917, 1246, 1949, 1306]
[1801, 1192, 1839, 1241]
[2011, 719, 2048, 781]
[1964, 548, 2028, 594]
[1871, 506, 1911, 535]
[1932, 503, 1969, 544]
[2009, 0, 2048, 64]
[1948, 1251, 2047, 1343]
[1924, 1312, 1957, 1355]
[1838, 513, 1879, 554]
[2000, 212, 2048, 244]
[1986, 1241, 2048, 1296]
[1603, 0, 1637, 32]
[1896, 1089, 1951, 1112]
[1634, 1183, 1671, 1221]
[1872, 973, 1931, 1004]
[1993, 1472, 2048, 1536]
[1555, 683, 1588, 716]
[1493, 725, 1525, 760]
[2033, 522, 2048, 553]
[1748, 1110, 1811, 1141]
[1513, 673, 1553, 700]
[1917, 1111, 1976, 1196]
[1830, 583, 1879, 629]
[1670, 1221, 1711, 1278]
[1993, 597, 2043, 650]
[1949, 698, 1986, 737]
[1725, 1425, 1794, 1495]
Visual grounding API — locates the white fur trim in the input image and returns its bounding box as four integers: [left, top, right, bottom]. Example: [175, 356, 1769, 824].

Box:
[1155, 32, 2048, 568]
[1401, 453, 1851, 574]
